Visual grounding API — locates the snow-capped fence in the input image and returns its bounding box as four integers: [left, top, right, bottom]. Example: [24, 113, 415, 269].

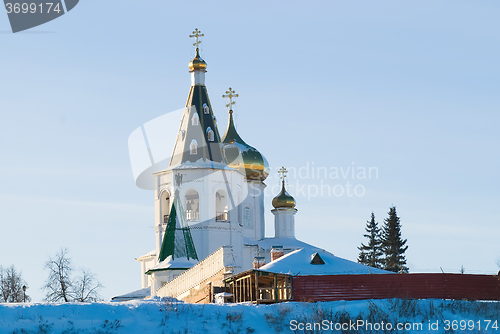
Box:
[156, 245, 234, 300]
[292, 273, 500, 302]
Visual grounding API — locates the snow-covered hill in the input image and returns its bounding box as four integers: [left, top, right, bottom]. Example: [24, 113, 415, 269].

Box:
[0, 299, 498, 333]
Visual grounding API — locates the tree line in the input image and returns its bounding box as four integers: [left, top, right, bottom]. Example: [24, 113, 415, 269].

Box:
[0, 248, 102, 303]
[357, 206, 409, 273]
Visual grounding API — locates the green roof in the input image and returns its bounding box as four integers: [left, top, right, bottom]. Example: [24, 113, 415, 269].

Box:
[158, 199, 198, 262]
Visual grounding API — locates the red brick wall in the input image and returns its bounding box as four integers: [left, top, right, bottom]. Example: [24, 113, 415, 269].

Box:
[292, 274, 500, 302]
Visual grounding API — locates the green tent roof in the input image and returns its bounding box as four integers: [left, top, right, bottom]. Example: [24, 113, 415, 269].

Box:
[158, 199, 198, 262]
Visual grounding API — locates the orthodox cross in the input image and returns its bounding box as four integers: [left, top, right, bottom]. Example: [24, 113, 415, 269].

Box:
[278, 167, 288, 182]
[222, 87, 239, 110]
[189, 28, 204, 50]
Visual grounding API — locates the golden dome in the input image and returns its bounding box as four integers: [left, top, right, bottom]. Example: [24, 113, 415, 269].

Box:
[222, 110, 269, 181]
[272, 180, 296, 209]
[188, 48, 207, 71]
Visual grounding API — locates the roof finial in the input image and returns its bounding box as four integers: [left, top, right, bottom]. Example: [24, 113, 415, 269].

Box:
[278, 166, 288, 185]
[222, 87, 239, 112]
[189, 28, 204, 52]
[188, 29, 207, 72]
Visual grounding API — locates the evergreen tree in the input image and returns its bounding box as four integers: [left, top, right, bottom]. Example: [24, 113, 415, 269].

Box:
[381, 206, 408, 272]
[357, 212, 383, 269]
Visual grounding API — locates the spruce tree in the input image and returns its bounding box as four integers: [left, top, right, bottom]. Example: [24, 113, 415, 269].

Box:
[381, 206, 408, 272]
[357, 212, 383, 268]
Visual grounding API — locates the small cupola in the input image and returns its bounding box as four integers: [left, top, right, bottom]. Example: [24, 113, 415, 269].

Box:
[272, 169, 296, 209]
[188, 29, 207, 86]
[271, 167, 298, 239]
[188, 48, 207, 71]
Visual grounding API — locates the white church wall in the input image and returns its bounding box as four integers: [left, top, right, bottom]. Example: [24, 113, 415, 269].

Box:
[242, 244, 260, 270]
[150, 269, 187, 296]
[138, 256, 156, 289]
[241, 181, 266, 242]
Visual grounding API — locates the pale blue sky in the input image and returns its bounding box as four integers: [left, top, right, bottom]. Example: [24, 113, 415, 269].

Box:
[1, 0, 499, 302]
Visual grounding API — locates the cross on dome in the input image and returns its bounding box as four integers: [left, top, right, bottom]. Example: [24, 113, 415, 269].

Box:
[278, 167, 288, 182]
[222, 87, 239, 111]
[189, 28, 204, 50]
[272, 166, 296, 209]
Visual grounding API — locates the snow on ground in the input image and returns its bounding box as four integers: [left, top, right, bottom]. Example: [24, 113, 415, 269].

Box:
[0, 298, 498, 333]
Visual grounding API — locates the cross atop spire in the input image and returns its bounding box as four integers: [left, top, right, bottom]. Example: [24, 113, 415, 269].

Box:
[278, 167, 288, 182]
[222, 87, 239, 111]
[189, 28, 204, 50]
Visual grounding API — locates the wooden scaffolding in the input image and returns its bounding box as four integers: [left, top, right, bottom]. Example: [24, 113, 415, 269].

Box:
[225, 270, 292, 304]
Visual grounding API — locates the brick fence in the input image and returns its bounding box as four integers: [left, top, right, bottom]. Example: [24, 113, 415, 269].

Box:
[292, 273, 500, 302]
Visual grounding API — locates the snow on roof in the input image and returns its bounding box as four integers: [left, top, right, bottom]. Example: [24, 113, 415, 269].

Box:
[167, 158, 235, 171]
[147, 255, 198, 273]
[136, 250, 156, 261]
[259, 247, 391, 276]
[111, 287, 151, 302]
[253, 237, 315, 250]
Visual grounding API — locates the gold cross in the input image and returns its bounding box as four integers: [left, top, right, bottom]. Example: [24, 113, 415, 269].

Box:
[222, 87, 239, 110]
[189, 28, 204, 49]
[278, 167, 288, 181]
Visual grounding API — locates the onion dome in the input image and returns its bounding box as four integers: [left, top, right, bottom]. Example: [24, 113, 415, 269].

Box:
[222, 110, 269, 181]
[272, 179, 296, 209]
[188, 48, 207, 71]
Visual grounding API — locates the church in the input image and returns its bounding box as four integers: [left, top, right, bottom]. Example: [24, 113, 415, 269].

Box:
[116, 29, 387, 303]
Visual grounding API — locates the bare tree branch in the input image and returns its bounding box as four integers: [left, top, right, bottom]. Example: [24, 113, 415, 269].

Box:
[0, 265, 30, 303]
[42, 248, 103, 302]
[43, 248, 74, 302]
[73, 268, 103, 302]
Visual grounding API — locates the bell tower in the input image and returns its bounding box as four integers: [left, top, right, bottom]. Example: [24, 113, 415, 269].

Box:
[152, 29, 246, 272]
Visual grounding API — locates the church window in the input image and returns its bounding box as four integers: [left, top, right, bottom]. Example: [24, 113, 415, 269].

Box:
[243, 207, 252, 228]
[185, 190, 199, 221]
[206, 127, 214, 141]
[215, 190, 228, 222]
[203, 103, 209, 114]
[191, 113, 199, 126]
[190, 140, 198, 155]
[161, 191, 171, 225]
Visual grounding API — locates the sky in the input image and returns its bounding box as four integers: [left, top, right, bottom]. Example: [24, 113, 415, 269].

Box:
[1, 0, 499, 302]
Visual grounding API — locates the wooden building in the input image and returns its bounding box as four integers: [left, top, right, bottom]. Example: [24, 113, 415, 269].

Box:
[225, 270, 292, 304]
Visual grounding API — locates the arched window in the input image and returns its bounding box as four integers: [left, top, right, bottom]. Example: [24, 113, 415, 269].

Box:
[161, 191, 171, 224]
[203, 103, 209, 114]
[185, 190, 199, 221]
[215, 190, 228, 222]
[206, 127, 214, 141]
[191, 113, 199, 126]
[190, 140, 198, 155]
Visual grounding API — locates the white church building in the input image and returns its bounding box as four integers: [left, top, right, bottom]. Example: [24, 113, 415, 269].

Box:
[116, 29, 386, 303]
